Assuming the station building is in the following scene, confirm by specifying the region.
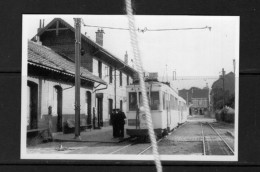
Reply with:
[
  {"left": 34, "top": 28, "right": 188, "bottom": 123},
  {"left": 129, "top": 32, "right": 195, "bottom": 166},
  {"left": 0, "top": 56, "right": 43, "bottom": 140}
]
[
  {"left": 179, "top": 87, "right": 210, "bottom": 115},
  {"left": 27, "top": 40, "right": 106, "bottom": 133},
  {"left": 28, "top": 18, "right": 136, "bottom": 133}
]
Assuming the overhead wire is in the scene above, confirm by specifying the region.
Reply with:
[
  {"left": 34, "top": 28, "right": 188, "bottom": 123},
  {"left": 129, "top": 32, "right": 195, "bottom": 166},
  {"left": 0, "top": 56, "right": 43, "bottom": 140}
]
[{"left": 81, "top": 18, "right": 211, "bottom": 33}]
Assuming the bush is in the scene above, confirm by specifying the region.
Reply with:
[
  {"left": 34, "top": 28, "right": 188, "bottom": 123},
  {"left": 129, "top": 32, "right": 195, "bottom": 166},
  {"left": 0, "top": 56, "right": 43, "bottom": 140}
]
[
  {"left": 215, "top": 107, "right": 234, "bottom": 123},
  {"left": 215, "top": 110, "right": 224, "bottom": 121},
  {"left": 223, "top": 107, "right": 235, "bottom": 123}
]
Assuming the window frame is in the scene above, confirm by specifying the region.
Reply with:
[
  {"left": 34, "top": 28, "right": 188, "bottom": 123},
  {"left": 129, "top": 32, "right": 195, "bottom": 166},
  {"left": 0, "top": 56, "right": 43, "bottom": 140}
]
[
  {"left": 120, "top": 71, "right": 122, "bottom": 86},
  {"left": 109, "top": 66, "right": 113, "bottom": 84},
  {"left": 98, "top": 61, "right": 102, "bottom": 78}
]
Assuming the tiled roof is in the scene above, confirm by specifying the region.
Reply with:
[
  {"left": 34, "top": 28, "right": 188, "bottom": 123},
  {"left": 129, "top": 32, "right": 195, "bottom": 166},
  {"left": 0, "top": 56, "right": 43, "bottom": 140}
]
[
  {"left": 211, "top": 72, "right": 235, "bottom": 95},
  {"left": 192, "top": 89, "right": 209, "bottom": 99},
  {"left": 28, "top": 41, "right": 106, "bottom": 85}
]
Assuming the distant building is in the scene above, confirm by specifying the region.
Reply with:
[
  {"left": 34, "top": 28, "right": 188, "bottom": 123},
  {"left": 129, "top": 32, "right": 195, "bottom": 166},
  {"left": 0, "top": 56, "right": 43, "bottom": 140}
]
[
  {"left": 32, "top": 18, "right": 136, "bottom": 129},
  {"left": 179, "top": 87, "right": 210, "bottom": 115},
  {"left": 210, "top": 72, "right": 235, "bottom": 110}
]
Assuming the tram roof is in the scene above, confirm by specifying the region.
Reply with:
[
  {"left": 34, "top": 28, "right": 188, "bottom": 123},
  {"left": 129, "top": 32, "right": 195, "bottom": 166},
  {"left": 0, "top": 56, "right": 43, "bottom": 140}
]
[{"left": 127, "top": 81, "right": 179, "bottom": 94}]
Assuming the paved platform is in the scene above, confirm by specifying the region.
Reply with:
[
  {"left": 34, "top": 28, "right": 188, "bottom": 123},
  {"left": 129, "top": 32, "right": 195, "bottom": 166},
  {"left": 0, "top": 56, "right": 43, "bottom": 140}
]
[
  {"left": 187, "top": 115, "right": 216, "bottom": 123},
  {"left": 53, "top": 126, "right": 128, "bottom": 143}
]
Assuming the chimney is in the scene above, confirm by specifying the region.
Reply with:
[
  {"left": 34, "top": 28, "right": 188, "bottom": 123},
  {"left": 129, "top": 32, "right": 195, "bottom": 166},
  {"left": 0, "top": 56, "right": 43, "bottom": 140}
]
[
  {"left": 124, "top": 51, "right": 128, "bottom": 64},
  {"left": 37, "top": 19, "right": 42, "bottom": 33},
  {"left": 95, "top": 28, "right": 105, "bottom": 46}
]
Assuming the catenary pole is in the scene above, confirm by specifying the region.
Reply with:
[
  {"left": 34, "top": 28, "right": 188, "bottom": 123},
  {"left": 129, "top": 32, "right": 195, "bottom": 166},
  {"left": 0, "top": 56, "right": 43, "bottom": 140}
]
[
  {"left": 222, "top": 68, "right": 225, "bottom": 107},
  {"left": 74, "top": 18, "right": 81, "bottom": 139},
  {"left": 114, "top": 67, "right": 117, "bottom": 110}
]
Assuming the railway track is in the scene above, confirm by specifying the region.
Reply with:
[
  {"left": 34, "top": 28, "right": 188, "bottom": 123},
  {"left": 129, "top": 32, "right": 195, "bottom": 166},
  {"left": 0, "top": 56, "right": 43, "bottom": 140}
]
[
  {"left": 201, "top": 122, "right": 234, "bottom": 155},
  {"left": 109, "top": 123, "right": 187, "bottom": 155}
]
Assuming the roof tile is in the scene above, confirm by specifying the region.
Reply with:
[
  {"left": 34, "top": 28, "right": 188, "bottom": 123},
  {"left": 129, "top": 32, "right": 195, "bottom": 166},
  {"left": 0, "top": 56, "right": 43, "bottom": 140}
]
[{"left": 28, "top": 41, "right": 106, "bottom": 85}]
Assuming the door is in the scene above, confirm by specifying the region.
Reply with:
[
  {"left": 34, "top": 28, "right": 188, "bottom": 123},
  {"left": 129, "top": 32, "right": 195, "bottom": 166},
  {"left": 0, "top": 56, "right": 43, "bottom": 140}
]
[
  {"left": 54, "top": 86, "right": 63, "bottom": 132},
  {"left": 86, "top": 91, "right": 92, "bottom": 125},
  {"left": 97, "top": 97, "right": 103, "bottom": 127},
  {"left": 27, "top": 81, "right": 38, "bottom": 129},
  {"left": 167, "top": 100, "right": 171, "bottom": 130},
  {"left": 108, "top": 99, "right": 113, "bottom": 125}
]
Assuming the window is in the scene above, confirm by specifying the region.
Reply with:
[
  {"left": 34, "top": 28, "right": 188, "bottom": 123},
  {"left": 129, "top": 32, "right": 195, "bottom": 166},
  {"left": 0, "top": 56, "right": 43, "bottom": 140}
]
[
  {"left": 120, "top": 71, "right": 122, "bottom": 86},
  {"left": 150, "top": 92, "right": 160, "bottom": 110},
  {"left": 127, "top": 75, "right": 129, "bottom": 85},
  {"left": 98, "top": 61, "right": 102, "bottom": 78},
  {"left": 109, "top": 66, "right": 113, "bottom": 84},
  {"left": 120, "top": 100, "right": 123, "bottom": 111},
  {"left": 138, "top": 92, "right": 149, "bottom": 107},
  {"left": 175, "top": 97, "right": 178, "bottom": 110},
  {"left": 163, "top": 92, "right": 166, "bottom": 110},
  {"left": 108, "top": 99, "right": 113, "bottom": 115},
  {"left": 129, "top": 92, "right": 137, "bottom": 111},
  {"left": 170, "top": 95, "right": 174, "bottom": 110}
]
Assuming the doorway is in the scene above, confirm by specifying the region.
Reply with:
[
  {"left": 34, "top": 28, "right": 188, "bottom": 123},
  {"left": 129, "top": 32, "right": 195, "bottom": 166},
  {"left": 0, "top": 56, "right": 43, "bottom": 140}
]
[
  {"left": 54, "top": 86, "right": 63, "bottom": 132},
  {"left": 86, "top": 91, "right": 92, "bottom": 125},
  {"left": 96, "top": 93, "right": 104, "bottom": 128},
  {"left": 27, "top": 81, "right": 38, "bottom": 129},
  {"left": 108, "top": 99, "right": 113, "bottom": 125}
]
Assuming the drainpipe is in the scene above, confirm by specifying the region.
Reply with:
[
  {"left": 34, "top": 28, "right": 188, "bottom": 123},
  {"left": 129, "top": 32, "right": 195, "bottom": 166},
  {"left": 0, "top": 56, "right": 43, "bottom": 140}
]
[{"left": 114, "top": 67, "right": 117, "bottom": 110}]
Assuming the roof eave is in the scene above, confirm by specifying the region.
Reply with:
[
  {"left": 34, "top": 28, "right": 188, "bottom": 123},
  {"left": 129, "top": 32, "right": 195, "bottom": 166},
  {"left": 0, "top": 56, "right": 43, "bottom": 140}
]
[{"left": 28, "top": 61, "right": 106, "bottom": 85}]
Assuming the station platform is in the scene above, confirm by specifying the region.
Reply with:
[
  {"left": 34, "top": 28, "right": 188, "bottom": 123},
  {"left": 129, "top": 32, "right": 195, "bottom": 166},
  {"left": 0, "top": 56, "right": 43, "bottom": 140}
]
[{"left": 53, "top": 126, "right": 128, "bottom": 143}]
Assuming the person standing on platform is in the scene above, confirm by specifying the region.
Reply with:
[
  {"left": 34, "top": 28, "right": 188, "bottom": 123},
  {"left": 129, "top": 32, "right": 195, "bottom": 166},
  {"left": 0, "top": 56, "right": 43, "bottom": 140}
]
[
  {"left": 47, "top": 106, "right": 53, "bottom": 140},
  {"left": 111, "top": 109, "right": 119, "bottom": 138},
  {"left": 117, "top": 109, "right": 126, "bottom": 138}
]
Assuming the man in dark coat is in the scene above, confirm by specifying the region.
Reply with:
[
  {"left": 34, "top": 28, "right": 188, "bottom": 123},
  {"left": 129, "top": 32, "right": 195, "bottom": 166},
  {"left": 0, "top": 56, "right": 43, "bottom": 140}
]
[
  {"left": 111, "top": 109, "right": 119, "bottom": 138},
  {"left": 117, "top": 109, "right": 126, "bottom": 138}
]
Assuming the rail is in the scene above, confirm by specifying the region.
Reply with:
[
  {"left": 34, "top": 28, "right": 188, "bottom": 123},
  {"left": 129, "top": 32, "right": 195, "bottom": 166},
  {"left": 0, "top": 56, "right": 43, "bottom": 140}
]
[
  {"left": 207, "top": 123, "right": 234, "bottom": 154},
  {"left": 200, "top": 123, "right": 206, "bottom": 155}
]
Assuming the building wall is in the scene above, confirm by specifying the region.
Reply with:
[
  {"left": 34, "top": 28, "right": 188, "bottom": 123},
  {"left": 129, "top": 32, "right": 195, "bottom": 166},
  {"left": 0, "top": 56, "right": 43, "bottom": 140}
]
[
  {"left": 40, "top": 29, "right": 94, "bottom": 72},
  {"left": 192, "top": 98, "right": 208, "bottom": 108},
  {"left": 39, "top": 22, "right": 135, "bottom": 128},
  {"left": 93, "top": 58, "right": 133, "bottom": 126},
  {"left": 28, "top": 76, "right": 94, "bottom": 132}
]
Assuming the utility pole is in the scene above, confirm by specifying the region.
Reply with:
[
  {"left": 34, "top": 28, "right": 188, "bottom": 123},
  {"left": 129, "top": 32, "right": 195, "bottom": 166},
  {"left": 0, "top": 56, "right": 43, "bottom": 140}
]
[
  {"left": 114, "top": 68, "right": 117, "bottom": 110},
  {"left": 186, "top": 92, "right": 189, "bottom": 105},
  {"left": 74, "top": 18, "right": 81, "bottom": 139},
  {"left": 173, "top": 70, "right": 176, "bottom": 80},
  {"left": 222, "top": 68, "right": 225, "bottom": 108},
  {"left": 166, "top": 65, "right": 168, "bottom": 82},
  {"left": 233, "top": 59, "right": 235, "bottom": 74}
]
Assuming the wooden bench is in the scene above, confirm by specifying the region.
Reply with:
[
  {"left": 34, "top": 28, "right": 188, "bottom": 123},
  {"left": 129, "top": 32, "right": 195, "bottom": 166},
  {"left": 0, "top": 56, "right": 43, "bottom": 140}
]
[
  {"left": 64, "top": 119, "right": 92, "bottom": 134},
  {"left": 27, "top": 128, "right": 48, "bottom": 133},
  {"left": 27, "top": 128, "right": 51, "bottom": 145}
]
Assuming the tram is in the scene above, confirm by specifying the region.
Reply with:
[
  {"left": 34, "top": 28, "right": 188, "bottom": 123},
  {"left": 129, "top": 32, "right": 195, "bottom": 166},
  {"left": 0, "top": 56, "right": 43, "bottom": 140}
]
[{"left": 126, "top": 81, "right": 189, "bottom": 138}]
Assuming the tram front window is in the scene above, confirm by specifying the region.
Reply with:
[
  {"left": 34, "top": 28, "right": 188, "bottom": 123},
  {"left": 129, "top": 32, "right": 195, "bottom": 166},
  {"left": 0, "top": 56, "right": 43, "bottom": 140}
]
[
  {"left": 150, "top": 91, "right": 159, "bottom": 110},
  {"left": 129, "top": 92, "right": 137, "bottom": 111},
  {"left": 138, "top": 91, "right": 159, "bottom": 110}
]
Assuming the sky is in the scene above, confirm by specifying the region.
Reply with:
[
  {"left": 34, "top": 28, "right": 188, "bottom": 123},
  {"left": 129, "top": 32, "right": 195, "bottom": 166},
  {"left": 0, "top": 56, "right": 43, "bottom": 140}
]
[{"left": 23, "top": 15, "right": 239, "bottom": 89}]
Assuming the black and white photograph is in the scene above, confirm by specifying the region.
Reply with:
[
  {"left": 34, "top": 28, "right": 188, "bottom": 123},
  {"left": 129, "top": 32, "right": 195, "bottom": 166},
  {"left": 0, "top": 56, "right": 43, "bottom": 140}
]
[{"left": 21, "top": 14, "right": 239, "bottom": 161}]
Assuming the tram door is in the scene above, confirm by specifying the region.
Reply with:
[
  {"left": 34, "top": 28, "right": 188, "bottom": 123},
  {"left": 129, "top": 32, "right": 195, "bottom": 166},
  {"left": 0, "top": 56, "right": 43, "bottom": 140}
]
[
  {"left": 167, "top": 105, "right": 171, "bottom": 131},
  {"left": 166, "top": 94, "right": 171, "bottom": 131},
  {"left": 178, "top": 101, "right": 181, "bottom": 123}
]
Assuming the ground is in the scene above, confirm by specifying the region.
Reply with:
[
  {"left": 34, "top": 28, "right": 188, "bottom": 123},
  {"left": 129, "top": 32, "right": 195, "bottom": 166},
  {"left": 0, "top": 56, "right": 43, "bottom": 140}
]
[{"left": 26, "top": 115, "right": 235, "bottom": 155}]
